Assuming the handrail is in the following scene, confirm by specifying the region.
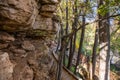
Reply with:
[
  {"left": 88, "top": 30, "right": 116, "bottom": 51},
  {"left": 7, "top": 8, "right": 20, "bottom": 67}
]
[{"left": 52, "top": 50, "right": 81, "bottom": 80}]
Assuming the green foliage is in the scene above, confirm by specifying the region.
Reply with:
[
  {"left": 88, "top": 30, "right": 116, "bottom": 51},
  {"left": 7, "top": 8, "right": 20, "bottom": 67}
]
[
  {"left": 97, "top": 0, "right": 120, "bottom": 16},
  {"left": 58, "top": 0, "right": 120, "bottom": 58},
  {"left": 64, "top": 56, "right": 69, "bottom": 67},
  {"left": 110, "top": 64, "right": 116, "bottom": 72},
  {"left": 98, "top": 4, "right": 109, "bottom": 16},
  {"left": 57, "top": 0, "right": 120, "bottom": 78},
  {"left": 110, "top": 64, "right": 120, "bottom": 72},
  {"left": 111, "top": 25, "right": 120, "bottom": 53},
  {"left": 70, "top": 66, "right": 75, "bottom": 73},
  {"left": 111, "top": 35, "right": 120, "bottom": 52}
]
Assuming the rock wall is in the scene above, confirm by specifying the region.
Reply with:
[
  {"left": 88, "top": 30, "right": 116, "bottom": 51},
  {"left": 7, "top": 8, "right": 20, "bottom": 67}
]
[
  {"left": 0, "top": 0, "right": 60, "bottom": 32},
  {"left": 0, "top": 0, "right": 60, "bottom": 80}
]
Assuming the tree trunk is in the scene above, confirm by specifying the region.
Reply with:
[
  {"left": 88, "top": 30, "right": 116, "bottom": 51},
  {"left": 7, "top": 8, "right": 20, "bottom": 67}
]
[
  {"left": 92, "top": 24, "right": 99, "bottom": 79},
  {"left": 65, "top": 0, "right": 69, "bottom": 35},
  {"left": 67, "top": 0, "right": 78, "bottom": 69},
  {"left": 75, "top": 15, "right": 85, "bottom": 74},
  {"left": 67, "top": 37, "right": 73, "bottom": 69},
  {"left": 57, "top": 36, "right": 67, "bottom": 80},
  {"left": 98, "top": 0, "right": 110, "bottom": 80}
]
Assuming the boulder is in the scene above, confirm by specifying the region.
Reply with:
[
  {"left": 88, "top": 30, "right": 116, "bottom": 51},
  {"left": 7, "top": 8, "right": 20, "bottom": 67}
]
[
  {"left": 32, "top": 15, "right": 53, "bottom": 31},
  {"left": 32, "top": 15, "right": 60, "bottom": 34},
  {"left": 40, "top": 4, "right": 57, "bottom": 17},
  {"left": 0, "top": 52, "right": 14, "bottom": 80}
]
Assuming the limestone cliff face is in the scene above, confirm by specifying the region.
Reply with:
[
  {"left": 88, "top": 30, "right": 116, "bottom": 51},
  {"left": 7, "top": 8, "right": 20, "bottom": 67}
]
[
  {"left": 0, "top": 0, "right": 60, "bottom": 80},
  {"left": 0, "top": 0, "right": 60, "bottom": 32}
]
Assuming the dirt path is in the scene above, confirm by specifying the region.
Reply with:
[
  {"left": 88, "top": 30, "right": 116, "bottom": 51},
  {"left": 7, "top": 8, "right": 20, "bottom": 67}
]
[
  {"left": 52, "top": 51, "right": 81, "bottom": 80},
  {"left": 61, "top": 67, "right": 79, "bottom": 80}
]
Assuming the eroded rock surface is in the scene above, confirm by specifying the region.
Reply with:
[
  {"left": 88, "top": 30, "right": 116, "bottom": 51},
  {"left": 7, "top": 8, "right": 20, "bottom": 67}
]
[
  {"left": 0, "top": 0, "right": 60, "bottom": 32},
  {"left": 0, "top": 0, "right": 38, "bottom": 31},
  {"left": 0, "top": 32, "right": 58, "bottom": 80},
  {"left": 0, "top": 0, "right": 60, "bottom": 80},
  {"left": 0, "top": 52, "right": 14, "bottom": 80}
]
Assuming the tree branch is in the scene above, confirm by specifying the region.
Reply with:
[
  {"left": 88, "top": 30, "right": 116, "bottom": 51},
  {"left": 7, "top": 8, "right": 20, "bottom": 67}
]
[{"left": 62, "top": 13, "right": 120, "bottom": 38}]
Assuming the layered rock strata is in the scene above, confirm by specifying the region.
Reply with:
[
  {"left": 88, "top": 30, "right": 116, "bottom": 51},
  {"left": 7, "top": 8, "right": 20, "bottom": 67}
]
[{"left": 0, "top": 0, "right": 60, "bottom": 80}]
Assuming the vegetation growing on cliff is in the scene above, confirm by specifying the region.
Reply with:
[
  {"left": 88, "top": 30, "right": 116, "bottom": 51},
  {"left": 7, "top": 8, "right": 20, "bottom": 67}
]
[{"left": 56, "top": 0, "right": 120, "bottom": 80}]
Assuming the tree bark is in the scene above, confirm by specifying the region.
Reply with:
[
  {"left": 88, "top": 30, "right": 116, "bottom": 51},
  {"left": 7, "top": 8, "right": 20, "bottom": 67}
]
[
  {"left": 65, "top": 0, "right": 69, "bottom": 35},
  {"left": 75, "top": 15, "right": 85, "bottom": 74},
  {"left": 67, "top": 0, "right": 78, "bottom": 69},
  {"left": 67, "top": 37, "right": 73, "bottom": 69},
  {"left": 98, "top": 0, "right": 110, "bottom": 80},
  {"left": 57, "top": 36, "right": 67, "bottom": 80},
  {"left": 92, "top": 24, "right": 99, "bottom": 79}
]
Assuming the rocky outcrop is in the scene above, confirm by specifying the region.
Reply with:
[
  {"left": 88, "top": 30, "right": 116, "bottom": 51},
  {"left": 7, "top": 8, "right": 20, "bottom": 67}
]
[
  {"left": 0, "top": 0, "right": 60, "bottom": 32},
  {"left": 0, "top": 0, "right": 60, "bottom": 80},
  {"left": 0, "top": 0, "right": 38, "bottom": 31},
  {"left": 0, "top": 32, "right": 58, "bottom": 80}
]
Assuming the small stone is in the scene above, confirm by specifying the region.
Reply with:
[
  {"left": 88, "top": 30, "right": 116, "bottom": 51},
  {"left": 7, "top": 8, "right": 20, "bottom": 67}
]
[
  {"left": 22, "top": 41, "right": 35, "bottom": 51},
  {"left": 12, "top": 49, "right": 26, "bottom": 54},
  {"left": 41, "top": 5, "right": 57, "bottom": 12},
  {"left": 27, "top": 59, "right": 38, "bottom": 66},
  {"left": 52, "top": 21, "right": 60, "bottom": 32},
  {"left": 111, "top": 55, "right": 119, "bottom": 64},
  {"left": 115, "top": 60, "right": 120, "bottom": 69},
  {"left": 40, "top": 12, "right": 54, "bottom": 18},
  {"left": 0, "top": 43, "right": 8, "bottom": 49},
  {"left": 41, "top": 0, "right": 59, "bottom": 4},
  {"left": 22, "top": 66, "right": 33, "bottom": 80},
  {"left": 0, "top": 32, "right": 15, "bottom": 42},
  {"left": 0, "top": 52, "right": 14, "bottom": 80}
]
